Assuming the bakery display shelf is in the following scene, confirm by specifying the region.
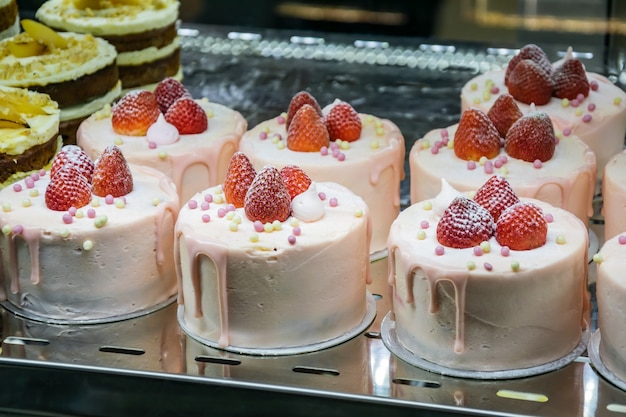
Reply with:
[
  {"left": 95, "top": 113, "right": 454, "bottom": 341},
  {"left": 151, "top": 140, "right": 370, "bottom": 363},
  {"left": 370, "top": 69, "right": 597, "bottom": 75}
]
[{"left": 0, "top": 24, "right": 623, "bottom": 417}]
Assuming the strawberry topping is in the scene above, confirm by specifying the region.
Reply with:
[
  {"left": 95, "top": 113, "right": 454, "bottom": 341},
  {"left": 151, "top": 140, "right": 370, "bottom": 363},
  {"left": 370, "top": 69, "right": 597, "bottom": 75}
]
[
  {"left": 506, "top": 59, "right": 553, "bottom": 105},
  {"left": 473, "top": 175, "right": 520, "bottom": 221},
  {"left": 436, "top": 195, "right": 494, "bottom": 249},
  {"left": 111, "top": 90, "right": 160, "bottom": 136},
  {"left": 91, "top": 145, "right": 133, "bottom": 197},
  {"left": 164, "top": 96, "right": 208, "bottom": 134},
  {"left": 505, "top": 111, "right": 556, "bottom": 162},
  {"left": 286, "top": 91, "right": 323, "bottom": 128},
  {"left": 504, "top": 44, "right": 553, "bottom": 87},
  {"left": 154, "top": 77, "right": 191, "bottom": 114},
  {"left": 287, "top": 104, "right": 330, "bottom": 152},
  {"left": 45, "top": 166, "right": 92, "bottom": 211},
  {"left": 50, "top": 145, "right": 95, "bottom": 183},
  {"left": 551, "top": 58, "right": 590, "bottom": 100},
  {"left": 324, "top": 101, "right": 362, "bottom": 142},
  {"left": 244, "top": 165, "right": 291, "bottom": 224},
  {"left": 280, "top": 165, "right": 312, "bottom": 199},
  {"left": 453, "top": 108, "right": 501, "bottom": 161},
  {"left": 223, "top": 152, "right": 256, "bottom": 208},
  {"left": 495, "top": 201, "right": 547, "bottom": 250},
  {"left": 487, "top": 94, "right": 523, "bottom": 138}
]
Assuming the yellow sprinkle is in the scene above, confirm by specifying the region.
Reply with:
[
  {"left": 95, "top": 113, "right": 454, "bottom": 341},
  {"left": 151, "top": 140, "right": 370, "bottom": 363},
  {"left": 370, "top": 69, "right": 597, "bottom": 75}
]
[
  {"left": 289, "top": 218, "right": 299, "bottom": 227},
  {"left": 365, "top": 115, "right": 375, "bottom": 123},
  {"left": 556, "top": 235, "right": 567, "bottom": 244},
  {"left": 206, "top": 109, "right": 214, "bottom": 118},
  {"left": 560, "top": 98, "right": 570, "bottom": 107},
  {"left": 354, "top": 208, "right": 364, "bottom": 218},
  {"left": 114, "top": 137, "right": 123, "bottom": 145},
  {"left": 466, "top": 190, "right": 476, "bottom": 199},
  {"left": 152, "top": 197, "right": 161, "bottom": 206},
  {"left": 276, "top": 141, "right": 285, "bottom": 150},
  {"left": 480, "top": 241, "right": 491, "bottom": 253},
  {"left": 82, "top": 240, "right": 94, "bottom": 250},
  {"left": 422, "top": 201, "right": 432, "bottom": 210},
  {"left": 158, "top": 151, "right": 167, "bottom": 160},
  {"left": 271, "top": 136, "right": 280, "bottom": 144},
  {"left": 555, "top": 131, "right": 563, "bottom": 140},
  {"left": 115, "top": 199, "right": 125, "bottom": 208},
  {"left": 2, "top": 225, "right": 11, "bottom": 235},
  {"left": 374, "top": 119, "right": 383, "bottom": 128},
  {"left": 593, "top": 253, "right": 603, "bottom": 263},
  {"left": 470, "top": 82, "right": 478, "bottom": 91},
  {"left": 233, "top": 214, "right": 242, "bottom": 224},
  {"left": 94, "top": 215, "right": 108, "bottom": 228},
  {"left": 499, "top": 166, "right": 509, "bottom": 176},
  {"left": 229, "top": 222, "right": 238, "bottom": 231},
  {"left": 280, "top": 111, "right": 288, "bottom": 119},
  {"left": 75, "top": 210, "right": 84, "bottom": 218},
  {"left": 473, "top": 97, "right": 481, "bottom": 104},
  {"left": 226, "top": 211, "right": 235, "bottom": 220},
  {"left": 272, "top": 220, "right": 282, "bottom": 231},
  {"left": 614, "top": 97, "right": 623, "bottom": 105},
  {"left": 370, "top": 140, "right": 380, "bottom": 150},
  {"left": 215, "top": 187, "right": 224, "bottom": 194},
  {"left": 482, "top": 90, "right": 491, "bottom": 102},
  {"left": 262, "top": 125, "right": 271, "bottom": 133},
  {"left": 22, "top": 199, "right": 31, "bottom": 207},
  {"left": 214, "top": 195, "right": 224, "bottom": 204},
  {"left": 467, "top": 261, "right": 476, "bottom": 270},
  {"left": 484, "top": 79, "right": 494, "bottom": 88},
  {"left": 29, "top": 189, "right": 39, "bottom": 197},
  {"left": 421, "top": 141, "right": 431, "bottom": 150},
  {"left": 249, "top": 233, "right": 259, "bottom": 242},
  {"left": 511, "top": 260, "right": 520, "bottom": 271},
  {"left": 2, "top": 202, "right": 11, "bottom": 212},
  {"left": 59, "top": 229, "right": 70, "bottom": 238},
  {"left": 416, "top": 230, "right": 426, "bottom": 240},
  {"left": 263, "top": 223, "right": 273, "bottom": 233},
  {"left": 575, "top": 108, "right": 583, "bottom": 117},
  {"left": 375, "top": 127, "right": 385, "bottom": 136},
  {"left": 91, "top": 198, "right": 100, "bottom": 207},
  {"left": 446, "top": 140, "right": 454, "bottom": 149},
  {"left": 340, "top": 140, "right": 350, "bottom": 150},
  {"left": 479, "top": 156, "right": 487, "bottom": 166}
]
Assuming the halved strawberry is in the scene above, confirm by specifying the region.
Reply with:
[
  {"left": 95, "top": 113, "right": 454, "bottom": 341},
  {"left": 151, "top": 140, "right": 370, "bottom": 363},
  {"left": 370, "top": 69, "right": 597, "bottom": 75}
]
[
  {"left": 487, "top": 94, "right": 523, "bottom": 138},
  {"left": 286, "top": 91, "right": 323, "bottom": 128},
  {"left": 164, "top": 97, "right": 208, "bottom": 134},
  {"left": 244, "top": 165, "right": 291, "bottom": 223},
  {"left": 111, "top": 90, "right": 160, "bottom": 136},
  {"left": 287, "top": 104, "right": 330, "bottom": 152},
  {"left": 551, "top": 58, "right": 590, "bottom": 100},
  {"left": 473, "top": 175, "right": 520, "bottom": 221},
  {"left": 436, "top": 195, "right": 494, "bottom": 249},
  {"left": 495, "top": 201, "right": 547, "bottom": 250},
  {"left": 507, "top": 59, "right": 553, "bottom": 105},
  {"left": 45, "top": 166, "right": 92, "bottom": 211},
  {"left": 324, "top": 101, "right": 362, "bottom": 142},
  {"left": 280, "top": 165, "right": 312, "bottom": 199},
  {"left": 50, "top": 145, "right": 95, "bottom": 183},
  {"left": 505, "top": 44, "right": 553, "bottom": 86},
  {"left": 223, "top": 152, "right": 256, "bottom": 208},
  {"left": 453, "top": 108, "right": 501, "bottom": 161},
  {"left": 92, "top": 145, "right": 133, "bottom": 197},
  {"left": 505, "top": 111, "right": 556, "bottom": 162},
  {"left": 154, "top": 77, "right": 191, "bottom": 114}
]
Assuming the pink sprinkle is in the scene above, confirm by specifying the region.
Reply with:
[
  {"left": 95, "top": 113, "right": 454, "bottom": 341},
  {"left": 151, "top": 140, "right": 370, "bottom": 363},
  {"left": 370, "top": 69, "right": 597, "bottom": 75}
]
[
  {"left": 288, "top": 235, "right": 296, "bottom": 245},
  {"left": 202, "top": 214, "right": 211, "bottom": 223},
  {"left": 30, "top": 173, "right": 40, "bottom": 181},
  {"left": 500, "top": 246, "right": 510, "bottom": 257},
  {"left": 273, "top": 133, "right": 283, "bottom": 141},
  {"left": 533, "top": 159, "right": 542, "bottom": 169},
  {"left": 571, "top": 99, "right": 580, "bottom": 108},
  {"left": 87, "top": 208, "right": 96, "bottom": 218},
  {"left": 39, "top": 169, "right": 46, "bottom": 177},
  {"left": 420, "top": 220, "right": 429, "bottom": 229},
  {"left": 491, "top": 86, "right": 500, "bottom": 94},
  {"left": 555, "top": 135, "right": 560, "bottom": 145},
  {"left": 217, "top": 208, "right": 226, "bottom": 218},
  {"left": 563, "top": 127, "right": 572, "bottom": 136},
  {"left": 430, "top": 146, "right": 439, "bottom": 155},
  {"left": 588, "top": 103, "right": 596, "bottom": 112},
  {"left": 62, "top": 214, "right": 73, "bottom": 224},
  {"left": 204, "top": 194, "right": 213, "bottom": 203},
  {"left": 434, "top": 140, "right": 442, "bottom": 148},
  {"left": 499, "top": 155, "right": 508, "bottom": 164},
  {"left": 12, "top": 184, "right": 22, "bottom": 192},
  {"left": 577, "top": 93, "right": 585, "bottom": 102},
  {"left": 467, "top": 161, "right": 476, "bottom": 170},
  {"left": 441, "top": 129, "right": 449, "bottom": 138},
  {"left": 441, "top": 137, "right": 449, "bottom": 146},
  {"left": 105, "top": 195, "right": 114, "bottom": 204},
  {"left": 332, "top": 148, "right": 340, "bottom": 158},
  {"left": 318, "top": 192, "right": 327, "bottom": 201},
  {"left": 201, "top": 202, "right": 210, "bottom": 210},
  {"left": 25, "top": 178, "right": 35, "bottom": 189},
  {"left": 148, "top": 141, "right": 157, "bottom": 149},
  {"left": 254, "top": 221, "right": 264, "bottom": 232},
  {"left": 494, "top": 159, "right": 503, "bottom": 169},
  {"left": 582, "top": 114, "right": 592, "bottom": 123},
  {"left": 473, "top": 246, "right": 483, "bottom": 256},
  {"left": 188, "top": 200, "right": 198, "bottom": 209},
  {"left": 292, "top": 226, "right": 301, "bottom": 236},
  {"left": 544, "top": 213, "right": 554, "bottom": 223},
  {"left": 227, "top": 204, "right": 236, "bottom": 212},
  {"left": 277, "top": 115, "right": 286, "bottom": 124},
  {"left": 484, "top": 161, "right": 494, "bottom": 174},
  {"left": 330, "top": 142, "right": 339, "bottom": 151},
  {"left": 484, "top": 262, "right": 493, "bottom": 271},
  {"left": 337, "top": 152, "right": 346, "bottom": 161},
  {"left": 435, "top": 246, "right": 445, "bottom": 256},
  {"left": 259, "top": 131, "right": 268, "bottom": 140},
  {"left": 12, "top": 225, "right": 24, "bottom": 234},
  {"left": 619, "top": 235, "right": 626, "bottom": 245},
  {"left": 320, "top": 146, "right": 329, "bottom": 156},
  {"left": 329, "top": 197, "right": 338, "bottom": 207},
  {"left": 68, "top": 207, "right": 77, "bottom": 216}
]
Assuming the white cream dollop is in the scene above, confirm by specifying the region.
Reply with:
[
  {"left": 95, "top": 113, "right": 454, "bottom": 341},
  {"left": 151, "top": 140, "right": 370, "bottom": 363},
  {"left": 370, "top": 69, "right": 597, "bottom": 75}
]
[
  {"left": 433, "top": 178, "right": 462, "bottom": 216},
  {"left": 291, "top": 182, "right": 325, "bottom": 222},
  {"left": 146, "top": 113, "right": 179, "bottom": 145}
]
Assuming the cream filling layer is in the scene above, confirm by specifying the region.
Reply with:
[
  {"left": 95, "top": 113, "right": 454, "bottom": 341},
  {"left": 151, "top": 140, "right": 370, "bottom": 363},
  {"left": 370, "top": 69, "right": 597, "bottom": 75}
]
[
  {"left": 117, "top": 37, "right": 180, "bottom": 67},
  {"left": 60, "top": 81, "right": 121, "bottom": 122}
]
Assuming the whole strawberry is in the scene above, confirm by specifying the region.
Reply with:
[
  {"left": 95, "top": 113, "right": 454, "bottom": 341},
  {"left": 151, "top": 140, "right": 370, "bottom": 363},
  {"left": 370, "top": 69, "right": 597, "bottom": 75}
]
[
  {"left": 164, "top": 97, "right": 208, "bottom": 134},
  {"left": 453, "top": 108, "right": 501, "bottom": 161},
  {"left": 287, "top": 104, "right": 330, "bottom": 152},
  {"left": 92, "top": 145, "right": 134, "bottom": 197},
  {"left": 45, "top": 166, "right": 92, "bottom": 211},
  {"left": 223, "top": 152, "right": 256, "bottom": 208},
  {"left": 436, "top": 195, "right": 494, "bottom": 249},
  {"left": 474, "top": 175, "right": 520, "bottom": 221},
  {"left": 495, "top": 201, "right": 547, "bottom": 250},
  {"left": 244, "top": 165, "right": 291, "bottom": 224},
  {"left": 50, "top": 145, "right": 95, "bottom": 183},
  {"left": 154, "top": 77, "right": 191, "bottom": 114},
  {"left": 286, "top": 91, "right": 323, "bottom": 128},
  {"left": 505, "top": 111, "right": 556, "bottom": 162},
  {"left": 280, "top": 165, "right": 312, "bottom": 199},
  {"left": 487, "top": 94, "right": 523, "bottom": 138},
  {"left": 504, "top": 44, "right": 553, "bottom": 86},
  {"left": 551, "top": 58, "right": 590, "bottom": 100},
  {"left": 324, "top": 101, "right": 362, "bottom": 142},
  {"left": 507, "top": 59, "right": 553, "bottom": 105},
  {"left": 112, "top": 90, "right": 160, "bottom": 136}
]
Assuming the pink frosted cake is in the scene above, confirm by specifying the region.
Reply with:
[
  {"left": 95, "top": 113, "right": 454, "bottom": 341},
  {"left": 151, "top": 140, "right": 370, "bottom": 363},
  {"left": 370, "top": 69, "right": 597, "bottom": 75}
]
[
  {"left": 602, "top": 150, "right": 626, "bottom": 241},
  {"left": 77, "top": 79, "right": 247, "bottom": 203},
  {"left": 461, "top": 44, "right": 626, "bottom": 181},
  {"left": 410, "top": 105, "right": 596, "bottom": 225},
  {"left": 386, "top": 177, "right": 589, "bottom": 376},
  {"left": 0, "top": 145, "right": 180, "bottom": 323},
  {"left": 175, "top": 154, "right": 374, "bottom": 354},
  {"left": 238, "top": 91, "right": 405, "bottom": 255}
]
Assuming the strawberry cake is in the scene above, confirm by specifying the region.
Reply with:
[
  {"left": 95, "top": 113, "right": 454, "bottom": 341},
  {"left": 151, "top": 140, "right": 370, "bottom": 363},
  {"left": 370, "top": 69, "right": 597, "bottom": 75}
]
[
  {"left": 0, "top": 145, "right": 180, "bottom": 323},
  {"left": 0, "top": 85, "right": 61, "bottom": 187},
  {"left": 461, "top": 44, "right": 626, "bottom": 182},
  {"left": 36, "top": 0, "right": 181, "bottom": 91},
  {"left": 0, "top": 20, "right": 121, "bottom": 145},
  {"left": 602, "top": 150, "right": 626, "bottom": 241},
  {"left": 238, "top": 91, "right": 405, "bottom": 255},
  {"left": 77, "top": 79, "right": 247, "bottom": 203},
  {"left": 384, "top": 177, "right": 589, "bottom": 377},
  {"left": 175, "top": 153, "right": 375, "bottom": 354},
  {"left": 410, "top": 104, "right": 596, "bottom": 225},
  {"left": 0, "top": 0, "right": 18, "bottom": 40},
  {"left": 590, "top": 233, "right": 626, "bottom": 390}
]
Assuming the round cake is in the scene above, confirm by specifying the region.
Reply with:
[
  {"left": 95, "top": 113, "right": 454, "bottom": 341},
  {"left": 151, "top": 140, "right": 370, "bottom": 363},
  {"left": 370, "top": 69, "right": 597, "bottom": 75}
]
[
  {"left": 386, "top": 177, "right": 589, "bottom": 376},
  {"left": 36, "top": 0, "right": 181, "bottom": 91},
  {"left": 176, "top": 156, "right": 373, "bottom": 354},
  {"left": 0, "top": 85, "right": 61, "bottom": 187},
  {"left": 0, "top": 0, "right": 18, "bottom": 40},
  {"left": 410, "top": 106, "right": 596, "bottom": 225},
  {"left": 0, "top": 21, "right": 121, "bottom": 144},
  {"left": 602, "top": 150, "right": 626, "bottom": 241},
  {"left": 77, "top": 81, "right": 247, "bottom": 204},
  {"left": 0, "top": 146, "right": 180, "bottom": 324},
  {"left": 238, "top": 92, "right": 405, "bottom": 255},
  {"left": 460, "top": 44, "right": 626, "bottom": 182}
]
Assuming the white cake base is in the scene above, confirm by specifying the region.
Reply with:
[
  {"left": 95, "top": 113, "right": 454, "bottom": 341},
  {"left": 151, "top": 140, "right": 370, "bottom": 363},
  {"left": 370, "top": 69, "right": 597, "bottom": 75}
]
[{"left": 588, "top": 330, "right": 626, "bottom": 392}]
